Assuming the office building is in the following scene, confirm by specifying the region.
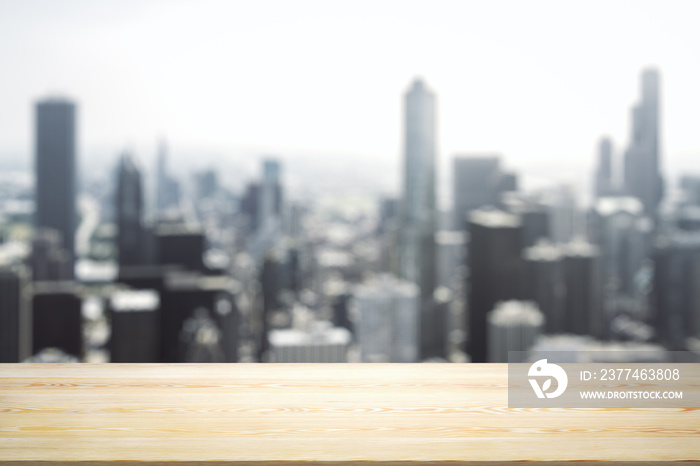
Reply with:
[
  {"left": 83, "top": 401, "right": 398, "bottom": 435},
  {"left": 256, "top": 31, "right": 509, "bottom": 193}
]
[
  {"left": 32, "top": 281, "right": 82, "bottom": 359},
  {"left": 258, "top": 159, "right": 283, "bottom": 233},
  {"left": 563, "top": 238, "right": 602, "bottom": 337},
  {"left": 623, "top": 68, "right": 663, "bottom": 219},
  {"left": 352, "top": 274, "right": 419, "bottom": 362},
  {"left": 108, "top": 289, "right": 159, "bottom": 362},
  {"left": 269, "top": 321, "right": 351, "bottom": 363},
  {"left": 0, "top": 267, "right": 30, "bottom": 362},
  {"left": 116, "top": 153, "right": 146, "bottom": 268},
  {"left": 591, "top": 197, "right": 651, "bottom": 319},
  {"left": 398, "top": 78, "right": 438, "bottom": 360},
  {"left": 159, "top": 271, "right": 238, "bottom": 362},
  {"left": 156, "top": 224, "right": 206, "bottom": 272},
  {"left": 547, "top": 184, "right": 583, "bottom": 244},
  {"left": 488, "top": 300, "right": 544, "bottom": 363},
  {"left": 467, "top": 209, "right": 524, "bottom": 362},
  {"left": 594, "top": 137, "right": 615, "bottom": 198},
  {"left": 436, "top": 230, "right": 466, "bottom": 290},
  {"left": 523, "top": 240, "right": 566, "bottom": 334},
  {"left": 653, "top": 231, "right": 700, "bottom": 349},
  {"left": 35, "top": 98, "right": 77, "bottom": 278}
]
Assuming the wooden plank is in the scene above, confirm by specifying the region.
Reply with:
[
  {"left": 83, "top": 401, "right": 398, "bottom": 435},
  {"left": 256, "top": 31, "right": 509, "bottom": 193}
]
[{"left": 0, "top": 364, "right": 698, "bottom": 464}]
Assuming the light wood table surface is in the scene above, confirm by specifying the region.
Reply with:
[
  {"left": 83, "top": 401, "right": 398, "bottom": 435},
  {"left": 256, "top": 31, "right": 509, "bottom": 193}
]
[{"left": 0, "top": 363, "right": 698, "bottom": 464}]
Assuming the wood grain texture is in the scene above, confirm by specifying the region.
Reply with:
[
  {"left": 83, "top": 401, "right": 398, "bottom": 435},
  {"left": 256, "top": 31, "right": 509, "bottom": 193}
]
[{"left": 0, "top": 364, "right": 698, "bottom": 464}]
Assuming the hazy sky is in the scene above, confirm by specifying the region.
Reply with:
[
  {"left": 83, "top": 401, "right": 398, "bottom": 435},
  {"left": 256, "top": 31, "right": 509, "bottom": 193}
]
[{"left": 1, "top": 0, "right": 699, "bottom": 198}]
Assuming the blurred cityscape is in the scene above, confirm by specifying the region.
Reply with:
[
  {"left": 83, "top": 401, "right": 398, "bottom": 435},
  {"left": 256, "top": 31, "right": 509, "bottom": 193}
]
[{"left": 2, "top": 64, "right": 699, "bottom": 365}]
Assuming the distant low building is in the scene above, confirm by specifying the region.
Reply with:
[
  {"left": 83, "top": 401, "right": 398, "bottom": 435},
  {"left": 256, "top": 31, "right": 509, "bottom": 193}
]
[
  {"left": 488, "top": 300, "right": 544, "bottom": 363},
  {"left": 269, "top": 321, "right": 351, "bottom": 363}
]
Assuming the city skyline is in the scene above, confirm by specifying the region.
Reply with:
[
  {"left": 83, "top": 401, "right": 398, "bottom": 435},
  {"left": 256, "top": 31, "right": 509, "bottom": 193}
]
[
  {"left": 1, "top": 0, "right": 700, "bottom": 203},
  {"left": 1, "top": 1, "right": 699, "bottom": 367}
]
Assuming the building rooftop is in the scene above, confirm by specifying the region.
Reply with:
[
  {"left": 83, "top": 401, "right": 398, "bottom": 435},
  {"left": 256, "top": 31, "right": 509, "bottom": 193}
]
[
  {"left": 269, "top": 322, "right": 351, "bottom": 347},
  {"left": 595, "top": 196, "right": 644, "bottom": 217},
  {"left": 488, "top": 300, "right": 543, "bottom": 327},
  {"left": 469, "top": 208, "right": 521, "bottom": 229},
  {"left": 523, "top": 239, "right": 563, "bottom": 262},
  {"left": 111, "top": 289, "right": 159, "bottom": 312}
]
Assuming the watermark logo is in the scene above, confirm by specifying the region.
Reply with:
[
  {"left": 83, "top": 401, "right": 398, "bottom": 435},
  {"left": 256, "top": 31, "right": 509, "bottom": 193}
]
[{"left": 528, "top": 359, "right": 568, "bottom": 399}]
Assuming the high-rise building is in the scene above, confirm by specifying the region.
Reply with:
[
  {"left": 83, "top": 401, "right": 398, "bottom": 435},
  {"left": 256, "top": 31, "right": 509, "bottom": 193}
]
[
  {"left": 562, "top": 238, "right": 602, "bottom": 338},
  {"left": 32, "top": 281, "right": 82, "bottom": 359},
  {"left": 488, "top": 300, "right": 544, "bottom": 363},
  {"left": 0, "top": 267, "right": 30, "bottom": 362},
  {"left": 352, "top": 274, "right": 420, "bottom": 363},
  {"left": 398, "top": 78, "right": 438, "bottom": 360},
  {"left": 35, "top": 98, "right": 77, "bottom": 278},
  {"left": 547, "top": 184, "right": 584, "bottom": 244},
  {"left": 116, "top": 153, "right": 146, "bottom": 268},
  {"left": 591, "top": 197, "right": 651, "bottom": 315},
  {"left": 155, "top": 224, "right": 207, "bottom": 272},
  {"left": 623, "top": 68, "right": 663, "bottom": 219},
  {"left": 452, "top": 155, "right": 516, "bottom": 230},
  {"left": 467, "top": 209, "right": 524, "bottom": 362},
  {"left": 108, "top": 289, "right": 159, "bottom": 362},
  {"left": 523, "top": 240, "right": 566, "bottom": 334},
  {"left": 594, "top": 137, "right": 615, "bottom": 198},
  {"left": 653, "top": 231, "right": 700, "bottom": 350},
  {"left": 436, "top": 230, "right": 466, "bottom": 291},
  {"left": 259, "top": 159, "right": 282, "bottom": 232},
  {"left": 159, "top": 271, "right": 238, "bottom": 363}
]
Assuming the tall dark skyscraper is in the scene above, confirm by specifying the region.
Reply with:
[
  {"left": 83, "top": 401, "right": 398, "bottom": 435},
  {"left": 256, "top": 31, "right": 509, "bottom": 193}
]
[
  {"left": 116, "top": 153, "right": 145, "bottom": 268},
  {"left": 398, "top": 78, "right": 438, "bottom": 360},
  {"left": 467, "top": 209, "right": 524, "bottom": 363},
  {"left": 35, "top": 98, "right": 77, "bottom": 278},
  {"left": 562, "top": 238, "right": 602, "bottom": 338},
  {"left": 523, "top": 240, "right": 566, "bottom": 334},
  {"left": 624, "top": 68, "right": 663, "bottom": 219},
  {"left": 0, "top": 267, "right": 29, "bottom": 362},
  {"left": 594, "top": 137, "right": 615, "bottom": 198}
]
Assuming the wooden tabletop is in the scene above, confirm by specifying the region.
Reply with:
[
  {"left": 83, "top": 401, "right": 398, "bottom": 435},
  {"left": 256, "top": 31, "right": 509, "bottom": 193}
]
[{"left": 0, "top": 364, "right": 698, "bottom": 464}]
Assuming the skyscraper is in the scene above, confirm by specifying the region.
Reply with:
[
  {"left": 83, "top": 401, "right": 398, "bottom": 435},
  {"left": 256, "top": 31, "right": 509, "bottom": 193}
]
[
  {"left": 258, "top": 158, "right": 283, "bottom": 233},
  {"left": 623, "top": 68, "right": 663, "bottom": 219},
  {"left": 116, "top": 153, "right": 145, "bottom": 268},
  {"left": 0, "top": 267, "right": 30, "bottom": 362},
  {"left": 35, "top": 98, "right": 77, "bottom": 278},
  {"left": 523, "top": 240, "right": 566, "bottom": 334},
  {"left": 399, "top": 78, "right": 438, "bottom": 360},
  {"left": 467, "top": 209, "right": 524, "bottom": 363},
  {"left": 594, "top": 137, "right": 615, "bottom": 198},
  {"left": 563, "top": 238, "right": 602, "bottom": 338},
  {"left": 352, "top": 274, "right": 419, "bottom": 363}
]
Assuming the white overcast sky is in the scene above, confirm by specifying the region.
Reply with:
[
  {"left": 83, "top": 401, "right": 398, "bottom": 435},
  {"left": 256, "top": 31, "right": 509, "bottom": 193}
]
[{"left": 1, "top": 0, "right": 699, "bottom": 197}]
